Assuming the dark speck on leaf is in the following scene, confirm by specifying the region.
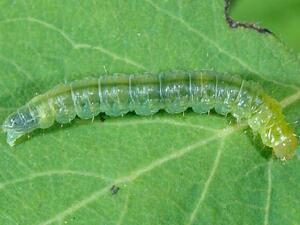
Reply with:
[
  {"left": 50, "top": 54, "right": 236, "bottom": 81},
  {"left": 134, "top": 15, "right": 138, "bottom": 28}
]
[{"left": 110, "top": 185, "right": 120, "bottom": 195}]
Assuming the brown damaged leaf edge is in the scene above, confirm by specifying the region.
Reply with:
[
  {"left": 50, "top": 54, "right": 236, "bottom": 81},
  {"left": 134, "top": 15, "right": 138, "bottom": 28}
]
[{"left": 225, "top": 0, "right": 272, "bottom": 34}]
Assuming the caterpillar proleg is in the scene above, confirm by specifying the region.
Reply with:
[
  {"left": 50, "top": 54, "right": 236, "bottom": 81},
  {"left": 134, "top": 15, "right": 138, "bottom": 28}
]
[{"left": 2, "top": 71, "right": 297, "bottom": 160}]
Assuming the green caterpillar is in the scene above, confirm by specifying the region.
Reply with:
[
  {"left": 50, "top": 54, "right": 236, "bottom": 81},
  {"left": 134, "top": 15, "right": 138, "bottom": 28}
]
[{"left": 2, "top": 71, "right": 297, "bottom": 160}]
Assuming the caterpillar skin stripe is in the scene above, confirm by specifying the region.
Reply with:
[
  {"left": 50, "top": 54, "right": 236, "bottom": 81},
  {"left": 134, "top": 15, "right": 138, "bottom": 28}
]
[{"left": 2, "top": 71, "right": 297, "bottom": 160}]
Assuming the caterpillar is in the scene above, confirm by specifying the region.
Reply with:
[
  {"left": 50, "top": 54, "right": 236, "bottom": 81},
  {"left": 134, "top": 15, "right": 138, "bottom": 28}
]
[{"left": 2, "top": 71, "right": 297, "bottom": 160}]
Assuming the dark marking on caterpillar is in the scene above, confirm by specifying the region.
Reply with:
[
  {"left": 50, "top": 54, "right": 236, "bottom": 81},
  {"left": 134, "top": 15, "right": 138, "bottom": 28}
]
[
  {"left": 2, "top": 71, "right": 297, "bottom": 160},
  {"left": 224, "top": 0, "right": 272, "bottom": 34},
  {"left": 110, "top": 185, "right": 120, "bottom": 195}
]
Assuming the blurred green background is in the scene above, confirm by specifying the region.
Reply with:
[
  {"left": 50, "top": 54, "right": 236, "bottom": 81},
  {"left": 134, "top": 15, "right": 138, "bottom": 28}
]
[{"left": 231, "top": 0, "right": 300, "bottom": 53}]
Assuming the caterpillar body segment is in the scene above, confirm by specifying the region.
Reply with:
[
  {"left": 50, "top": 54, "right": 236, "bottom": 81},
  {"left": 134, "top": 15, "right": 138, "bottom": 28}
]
[{"left": 2, "top": 71, "right": 297, "bottom": 160}]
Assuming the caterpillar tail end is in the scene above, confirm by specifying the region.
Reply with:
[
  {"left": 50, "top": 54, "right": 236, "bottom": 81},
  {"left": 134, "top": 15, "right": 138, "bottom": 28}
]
[
  {"left": 2, "top": 107, "right": 40, "bottom": 147},
  {"left": 2, "top": 122, "right": 22, "bottom": 147}
]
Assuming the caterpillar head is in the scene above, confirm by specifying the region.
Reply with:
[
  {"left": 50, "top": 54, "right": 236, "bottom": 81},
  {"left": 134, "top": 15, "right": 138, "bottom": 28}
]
[
  {"left": 273, "top": 133, "right": 297, "bottom": 161},
  {"left": 2, "top": 107, "right": 38, "bottom": 146}
]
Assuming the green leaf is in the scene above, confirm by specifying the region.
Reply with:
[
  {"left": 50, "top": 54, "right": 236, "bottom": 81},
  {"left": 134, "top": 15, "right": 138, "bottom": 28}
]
[
  {"left": 0, "top": 1, "right": 299, "bottom": 225},
  {"left": 231, "top": 0, "right": 300, "bottom": 53}
]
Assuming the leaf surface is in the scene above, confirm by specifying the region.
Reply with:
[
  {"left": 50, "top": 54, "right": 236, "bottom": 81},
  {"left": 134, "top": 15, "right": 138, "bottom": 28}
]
[
  {"left": 231, "top": 0, "right": 300, "bottom": 52},
  {"left": 0, "top": 1, "right": 299, "bottom": 225}
]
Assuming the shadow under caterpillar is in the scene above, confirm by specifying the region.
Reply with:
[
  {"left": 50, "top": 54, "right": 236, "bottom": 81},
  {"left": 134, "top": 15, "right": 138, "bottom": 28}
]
[{"left": 2, "top": 71, "right": 297, "bottom": 160}]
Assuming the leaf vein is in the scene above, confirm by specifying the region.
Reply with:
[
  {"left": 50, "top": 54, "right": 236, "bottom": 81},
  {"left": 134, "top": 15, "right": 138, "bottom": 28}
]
[
  {"left": 0, "top": 17, "right": 146, "bottom": 70},
  {"left": 38, "top": 126, "right": 241, "bottom": 225},
  {"left": 185, "top": 139, "right": 225, "bottom": 225},
  {"left": 263, "top": 160, "right": 273, "bottom": 225},
  {"left": 143, "top": 0, "right": 299, "bottom": 90},
  {"left": 0, "top": 170, "right": 112, "bottom": 191},
  {"left": 115, "top": 193, "right": 130, "bottom": 225}
]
